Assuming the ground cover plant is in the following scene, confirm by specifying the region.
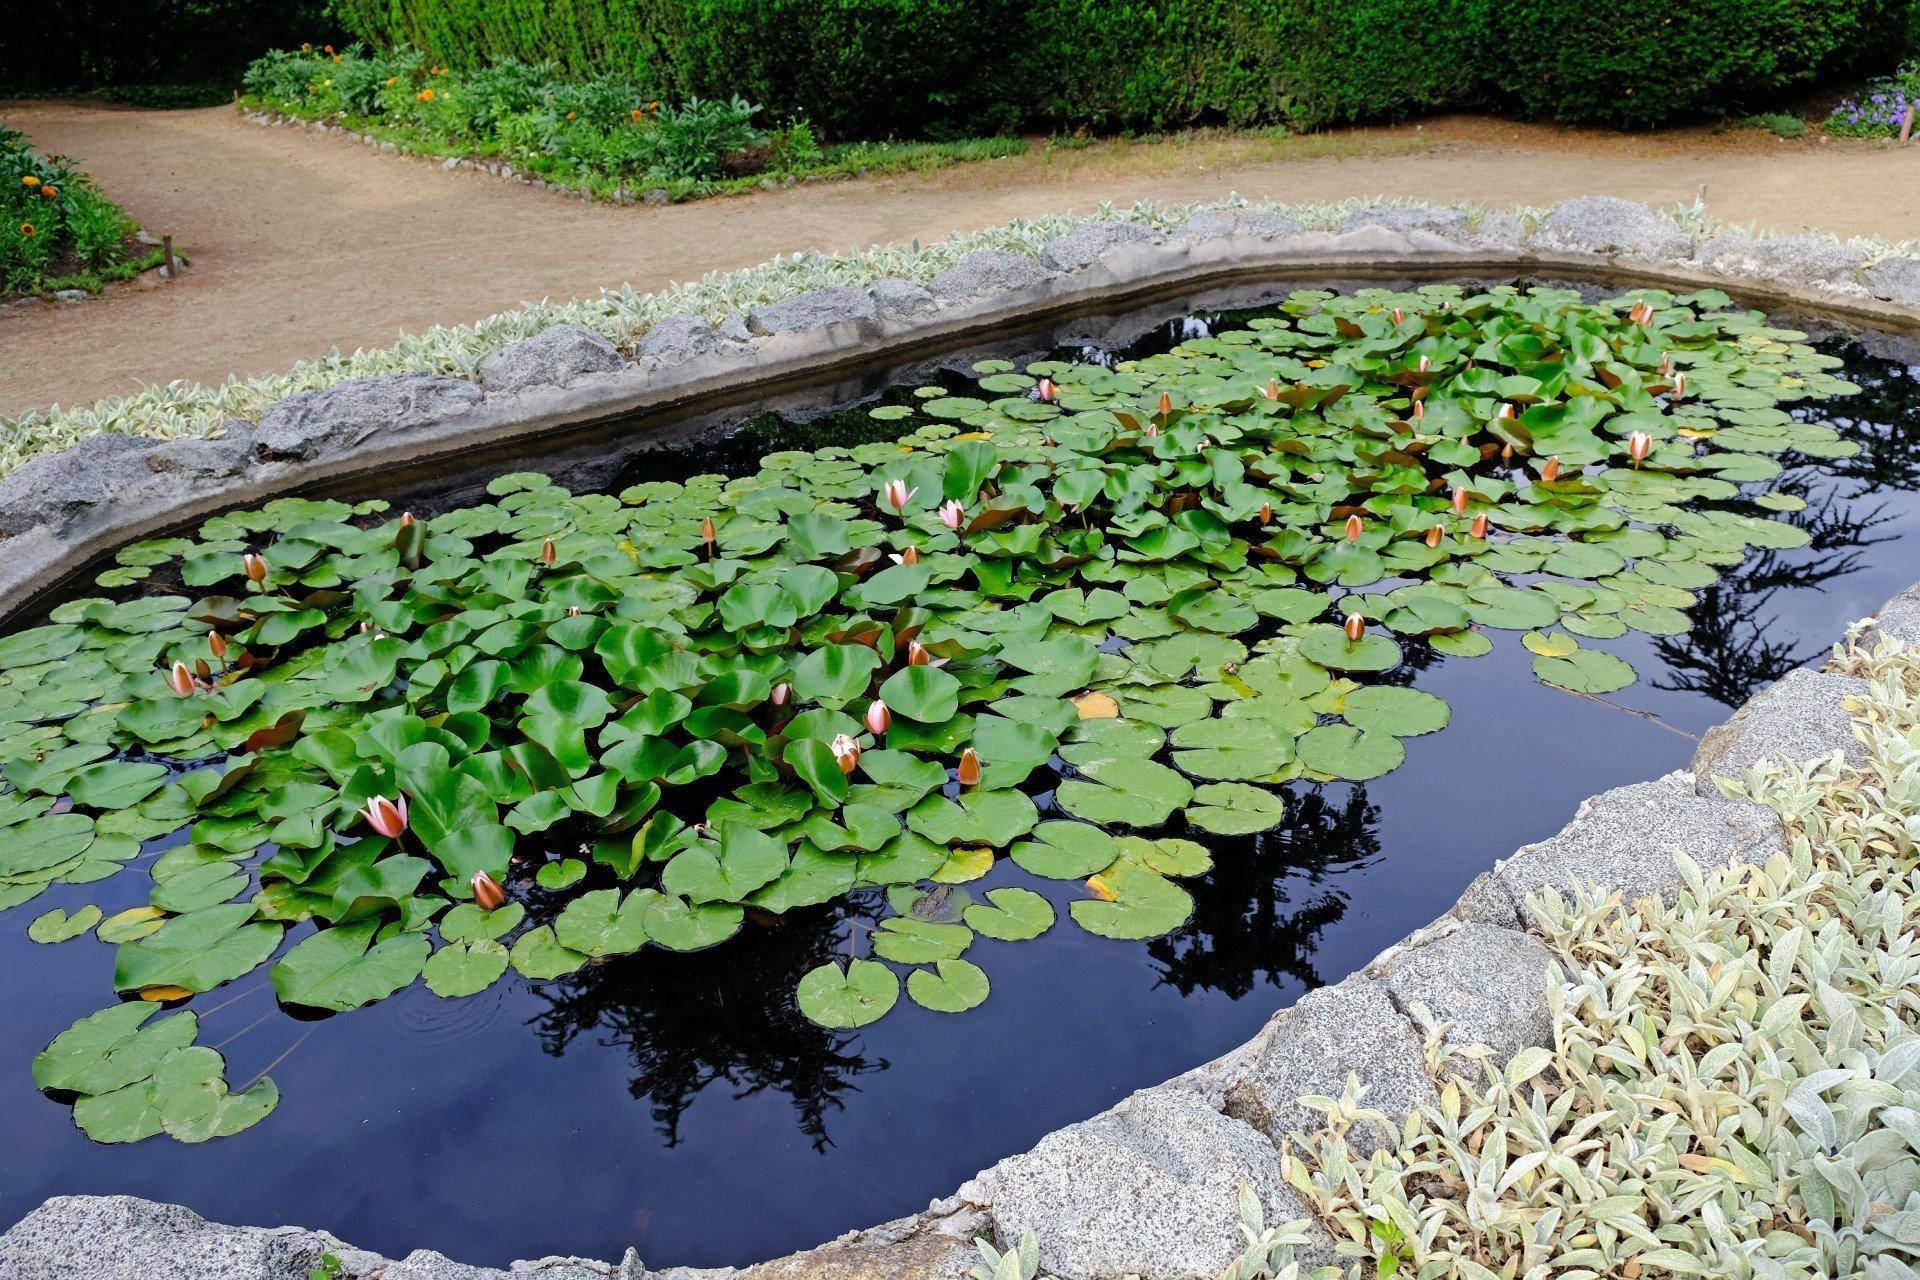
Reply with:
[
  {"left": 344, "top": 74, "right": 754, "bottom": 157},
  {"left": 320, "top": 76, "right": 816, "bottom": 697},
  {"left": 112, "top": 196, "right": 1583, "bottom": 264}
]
[
  {"left": 1827, "top": 64, "right": 1920, "bottom": 137},
  {"left": 0, "top": 284, "right": 1864, "bottom": 1145},
  {"left": 1287, "top": 629, "right": 1920, "bottom": 1279},
  {"left": 238, "top": 45, "right": 1024, "bottom": 203},
  {"left": 0, "top": 127, "right": 163, "bottom": 300}
]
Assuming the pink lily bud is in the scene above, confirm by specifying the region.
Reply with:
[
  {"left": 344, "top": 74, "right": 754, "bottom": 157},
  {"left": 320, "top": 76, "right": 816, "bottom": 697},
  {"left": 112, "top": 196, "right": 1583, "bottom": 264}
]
[
  {"left": 891, "top": 546, "right": 920, "bottom": 566},
  {"left": 938, "top": 500, "right": 965, "bottom": 530},
  {"left": 1411, "top": 399, "right": 1425, "bottom": 422},
  {"left": 1628, "top": 431, "right": 1653, "bottom": 463},
  {"left": 540, "top": 538, "right": 557, "bottom": 565},
  {"left": 831, "top": 733, "right": 862, "bottom": 775},
  {"left": 1263, "top": 378, "right": 1281, "bottom": 401},
  {"left": 865, "top": 699, "right": 891, "bottom": 736},
  {"left": 1258, "top": 501, "right": 1272, "bottom": 526},
  {"left": 883, "top": 479, "right": 917, "bottom": 513},
  {"left": 1659, "top": 353, "right": 1673, "bottom": 376},
  {"left": 1416, "top": 354, "right": 1430, "bottom": 373},
  {"left": 399, "top": 511, "right": 415, "bottom": 527},
  {"left": 1425, "top": 525, "right": 1443, "bottom": 548},
  {"left": 770, "top": 682, "right": 792, "bottom": 707},
  {"left": 1671, "top": 372, "right": 1686, "bottom": 399},
  {"left": 957, "top": 747, "right": 982, "bottom": 787},
  {"left": 1036, "top": 377, "right": 1058, "bottom": 403},
  {"left": 701, "top": 515, "right": 717, "bottom": 547},
  {"left": 1343, "top": 613, "right": 1366, "bottom": 643},
  {"left": 471, "top": 870, "right": 506, "bottom": 911},
  {"left": 1469, "top": 512, "right": 1488, "bottom": 539},
  {"left": 1451, "top": 486, "right": 1469, "bottom": 514},
  {"left": 1392, "top": 308, "right": 1404, "bottom": 324},
  {"left": 166, "top": 661, "right": 197, "bottom": 698},
  {"left": 242, "top": 553, "right": 269, "bottom": 583},
  {"left": 1541, "top": 457, "right": 1561, "bottom": 483},
  {"left": 208, "top": 631, "right": 229, "bottom": 660},
  {"left": 1143, "top": 423, "right": 1161, "bottom": 439},
  {"left": 363, "top": 794, "right": 409, "bottom": 839},
  {"left": 1344, "top": 514, "right": 1363, "bottom": 543},
  {"left": 1157, "top": 392, "right": 1173, "bottom": 416},
  {"left": 1495, "top": 402, "right": 1514, "bottom": 420},
  {"left": 907, "top": 640, "right": 931, "bottom": 667}
]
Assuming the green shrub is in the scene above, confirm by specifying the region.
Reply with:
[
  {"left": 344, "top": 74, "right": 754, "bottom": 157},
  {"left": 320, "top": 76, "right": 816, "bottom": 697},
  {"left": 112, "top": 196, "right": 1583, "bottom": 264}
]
[
  {"left": 329, "top": 0, "right": 1920, "bottom": 133},
  {"left": 1490, "top": 0, "right": 1911, "bottom": 128},
  {"left": 0, "top": 126, "right": 143, "bottom": 297},
  {"left": 1, "top": 0, "right": 335, "bottom": 96}
]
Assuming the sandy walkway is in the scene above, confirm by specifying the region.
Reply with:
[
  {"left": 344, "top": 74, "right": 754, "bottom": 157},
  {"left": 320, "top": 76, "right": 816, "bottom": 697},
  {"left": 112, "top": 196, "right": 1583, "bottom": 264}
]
[{"left": 1, "top": 101, "right": 1914, "bottom": 418}]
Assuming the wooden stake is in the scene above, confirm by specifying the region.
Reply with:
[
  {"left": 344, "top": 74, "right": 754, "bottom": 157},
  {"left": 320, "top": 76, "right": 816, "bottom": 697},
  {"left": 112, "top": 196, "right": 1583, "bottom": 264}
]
[
  {"left": 161, "top": 234, "right": 176, "bottom": 278},
  {"left": 1902, "top": 104, "right": 1915, "bottom": 145}
]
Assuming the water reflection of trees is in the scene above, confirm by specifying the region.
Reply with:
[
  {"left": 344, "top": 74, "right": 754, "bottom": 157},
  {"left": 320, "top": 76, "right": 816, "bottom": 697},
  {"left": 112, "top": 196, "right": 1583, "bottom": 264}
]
[
  {"left": 524, "top": 899, "right": 887, "bottom": 1150},
  {"left": 1654, "top": 340, "right": 1920, "bottom": 707},
  {"left": 1148, "top": 784, "right": 1379, "bottom": 999}
]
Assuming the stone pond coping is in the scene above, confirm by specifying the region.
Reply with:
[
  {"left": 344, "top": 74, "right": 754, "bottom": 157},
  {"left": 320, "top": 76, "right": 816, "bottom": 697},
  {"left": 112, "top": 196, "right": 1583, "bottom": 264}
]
[
  {"left": 4, "top": 195, "right": 1920, "bottom": 631},
  {"left": 3, "top": 197, "right": 1920, "bottom": 1277},
  {"left": 5, "top": 580, "right": 1914, "bottom": 1280}
]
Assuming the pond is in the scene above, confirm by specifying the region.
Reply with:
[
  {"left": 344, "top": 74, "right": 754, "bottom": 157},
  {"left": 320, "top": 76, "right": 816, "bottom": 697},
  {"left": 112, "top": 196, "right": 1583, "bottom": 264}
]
[{"left": 2, "top": 278, "right": 1918, "bottom": 1271}]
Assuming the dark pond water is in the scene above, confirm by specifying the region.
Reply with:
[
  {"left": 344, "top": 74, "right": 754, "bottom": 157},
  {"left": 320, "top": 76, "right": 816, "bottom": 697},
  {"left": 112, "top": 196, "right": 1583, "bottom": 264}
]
[{"left": 4, "top": 281, "right": 1919, "bottom": 1270}]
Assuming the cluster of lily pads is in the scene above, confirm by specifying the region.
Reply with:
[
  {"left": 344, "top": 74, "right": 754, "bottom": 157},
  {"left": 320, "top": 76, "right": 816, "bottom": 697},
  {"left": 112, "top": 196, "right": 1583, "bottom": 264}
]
[{"left": 3, "top": 283, "right": 1858, "bottom": 1143}]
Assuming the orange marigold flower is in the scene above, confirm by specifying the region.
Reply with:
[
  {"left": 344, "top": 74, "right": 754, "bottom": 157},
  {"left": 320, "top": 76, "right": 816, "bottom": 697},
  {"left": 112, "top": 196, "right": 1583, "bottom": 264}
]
[
  {"left": 630, "top": 108, "right": 644, "bottom": 121},
  {"left": 21, "top": 175, "right": 39, "bottom": 187},
  {"left": 40, "top": 186, "right": 55, "bottom": 198},
  {"left": 386, "top": 76, "right": 397, "bottom": 85},
  {"left": 566, "top": 111, "right": 576, "bottom": 119},
  {"left": 300, "top": 41, "right": 312, "bottom": 51},
  {"left": 323, "top": 44, "right": 334, "bottom": 53},
  {"left": 417, "top": 88, "right": 436, "bottom": 102}
]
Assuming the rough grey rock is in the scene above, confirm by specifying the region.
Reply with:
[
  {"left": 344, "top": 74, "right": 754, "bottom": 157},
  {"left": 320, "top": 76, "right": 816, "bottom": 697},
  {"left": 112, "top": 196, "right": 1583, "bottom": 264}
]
[
  {"left": 745, "top": 285, "right": 877, "bottom": 337},
  {"left": 1863, "top": 583, "right": 1920, "bottom": 650},
  {"left": 925, "top": 250, "right": 1052, "bottom": 306},
  {"left": 441, "top": 156, "right": 461, "bottom": 172},
  {"left": 717, "top": 311, "right": 753, "bottom": 342},
  {"left": 144, "top": 430, "right": 255, "bottom": 481},
  {"left": 1694, "top": 232, "right": 1868, "bottom": 288},
  {"left": 1866, "top": 256, "right": 1920, "bottom": 306},
  {"left": 0, "top": 433, "right": 161, "bottom": 535},
  {"left": 959, "top": 1086, "right": 1322, "bottom": 1280},
  {"left": 386, "top": 1251, "right": 509, "bottom": 1280},
  {"left": 478, "top": 325, "right": 624, "bottom": 394},
  {"left": 1171, "top": 211, "right": 1308, "bottom": 242},
  {"left": 1219, "top": 978, "right": 1435, "bottom": 1158},
  {"left": 1534, "top": 196, "right": 1690, "bottom": 258},
  {"left": 53, "top": 288, "right": 90, "bottom": 301},
  {"left": 869, "top": 278, "right": 937, "bottom": 323},
  {"left": 1471, "top": 210, "right": 1528, "bottom": 250},
  {"left": 1338, "top": 206, "right": 1470, "bottom": 238},
  {"left": 633, "top": 314, "right": 741, "bottom": 365},
  {"left": 1691, "top": 669, "right": 1871, "bottom": 789},
  {"left": 1039, "top": 221, "right": 1162, "bottom": 272},
  {"left": 0, "top": 1196, "right": 378, "bottom": 1280},
  {"left": 254, "top": 374, "right": 482, "bottom": 462},
  {"left": 734, "top": 1212, "right": 978, "bottom": 1280},
  {"left": 1456, "top": 770, "right": 1786, "bottom": 929},
  {"left": 1376, "top": 923, "right": 1556, "bottom": 1059}
]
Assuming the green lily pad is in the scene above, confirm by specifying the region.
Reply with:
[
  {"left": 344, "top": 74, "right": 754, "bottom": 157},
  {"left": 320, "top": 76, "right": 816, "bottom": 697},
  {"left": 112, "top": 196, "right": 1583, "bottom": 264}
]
[{"left": 796, "top": 959, "right": 899, "bottom": 1028}]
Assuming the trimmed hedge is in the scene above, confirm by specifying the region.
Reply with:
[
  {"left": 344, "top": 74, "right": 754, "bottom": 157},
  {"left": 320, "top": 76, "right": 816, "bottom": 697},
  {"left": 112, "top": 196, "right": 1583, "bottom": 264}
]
[{"left": 330, "top": 0, "right": 1919, "bottom": 134}]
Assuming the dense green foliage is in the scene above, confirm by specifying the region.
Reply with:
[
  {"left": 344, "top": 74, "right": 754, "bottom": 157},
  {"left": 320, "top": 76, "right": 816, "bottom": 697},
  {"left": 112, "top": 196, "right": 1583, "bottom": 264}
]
[
  {"left": 239, "top": 46, "right": 1023, "bottom": 199},
  {"left": 0, "top": 127, "right": 159, "bottom": 298},
  {"left": 2, "top": 285, "right": 1862, "bottom": 1142},
  {"left": 0, "top": 0, "right": 334, "bottom": 98},
  {"left": 329, "top": 0, "right": 1920, "bottom": 133}
]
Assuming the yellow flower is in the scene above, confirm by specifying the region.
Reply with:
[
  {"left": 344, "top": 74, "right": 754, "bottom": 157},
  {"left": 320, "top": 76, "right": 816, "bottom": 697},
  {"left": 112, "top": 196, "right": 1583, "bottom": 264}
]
[
  {"left": 19, "top": 222, "right": 34, "bottom": 236},
  {"left": 300, "top": 42, "right": 311, "bottom": 51},
  {"left": 386, "top": 76, "right": 398, "bottom": 86},
  {"left": 417, "top": 88, "right": 436, "bottom": 102}
]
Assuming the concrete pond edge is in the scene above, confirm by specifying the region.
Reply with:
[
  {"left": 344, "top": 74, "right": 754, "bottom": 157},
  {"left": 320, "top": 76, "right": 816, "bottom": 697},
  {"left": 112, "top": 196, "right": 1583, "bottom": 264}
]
[{"left": 3, "top": 198, "right": 1920, "bottom": 1278}]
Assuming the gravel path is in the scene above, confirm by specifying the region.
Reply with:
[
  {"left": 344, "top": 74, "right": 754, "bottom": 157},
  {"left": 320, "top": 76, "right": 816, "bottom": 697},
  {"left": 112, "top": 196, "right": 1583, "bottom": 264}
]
[{"left": 1, "top": 100, "right": 1913, "bottom": 418}]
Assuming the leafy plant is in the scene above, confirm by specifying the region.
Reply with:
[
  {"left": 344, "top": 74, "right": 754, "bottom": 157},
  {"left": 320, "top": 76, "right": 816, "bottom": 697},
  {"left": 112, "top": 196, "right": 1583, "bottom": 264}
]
[
  {"left": 0, "top": 283, "right": 1863, "bottom": 1143},
  {"left": 0, "top": 126, "right": 146, "bottom": 298}
]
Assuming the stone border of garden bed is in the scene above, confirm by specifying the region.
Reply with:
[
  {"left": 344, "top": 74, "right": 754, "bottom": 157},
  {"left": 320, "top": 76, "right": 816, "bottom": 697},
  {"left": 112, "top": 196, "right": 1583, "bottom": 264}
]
[{"left": 2, "top": 196, "right": 1920, "bottom": 1280}]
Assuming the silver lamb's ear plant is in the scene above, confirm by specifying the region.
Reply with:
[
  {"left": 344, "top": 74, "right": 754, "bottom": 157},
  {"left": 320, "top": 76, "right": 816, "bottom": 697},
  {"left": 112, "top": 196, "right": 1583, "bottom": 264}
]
[
  {"left": 968, "top": 1228, "right": 1039, "bottom": 1280},
  {"left": 1210, "top": 1181, "right": 1336, "bottom": 1280}
]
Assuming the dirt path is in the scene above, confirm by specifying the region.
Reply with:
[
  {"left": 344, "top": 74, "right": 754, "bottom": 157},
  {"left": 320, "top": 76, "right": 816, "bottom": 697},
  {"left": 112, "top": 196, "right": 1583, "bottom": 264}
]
[{"left": 2, "top": 101, "right": 1915, "bottom": 418}]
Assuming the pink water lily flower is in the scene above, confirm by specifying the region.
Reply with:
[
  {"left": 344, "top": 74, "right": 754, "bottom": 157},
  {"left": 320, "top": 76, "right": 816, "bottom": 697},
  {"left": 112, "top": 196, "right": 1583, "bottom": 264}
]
[
  {"left": 831, "top": 733, "right": 862, "bottom": 774},
  {"left": 889, "top": 546, "right": 921, "bottom": 566},
  {"left": 242, "top": 553, "right": 269, "bottom": 583},
  {"left": 471, "top": 871, "right": 507, "bottom": 911},
  {"left": 1035, "top": 377, "right": 1058, "bottom": 403},
  {"left": 938, "top": 501, "right": 965, "bottom": 530},
  {"left": 165, "top": 661, "right": 197, "bottom": 698},
  {"left": 956, "top": 748, "right": 982, "bottom": 787},
  {"left": 363, "top": 794, "right": 409, "bottom": 839},
  {"left": 883, "top": 479, "right": 917, "bottom": 513},
  {"left": 770, "top": 682, "right": 792, "bottom": 707},
  {"left": 1627, "top": 431, "right": 1653, "bottom": 463},
  {"left": 865, "top": 699, "right": 891, "bottom": 736}
]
